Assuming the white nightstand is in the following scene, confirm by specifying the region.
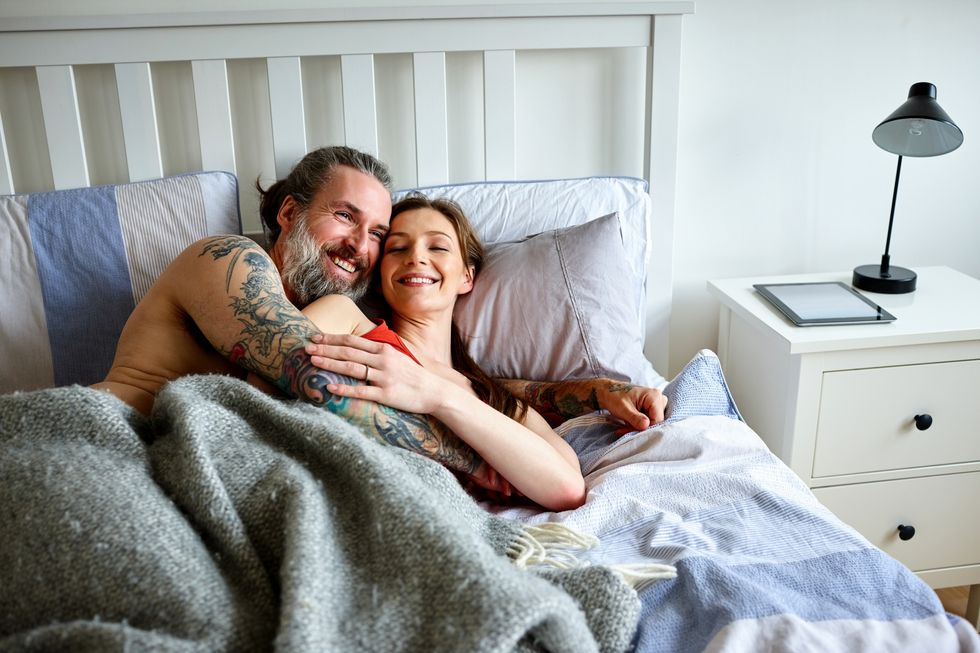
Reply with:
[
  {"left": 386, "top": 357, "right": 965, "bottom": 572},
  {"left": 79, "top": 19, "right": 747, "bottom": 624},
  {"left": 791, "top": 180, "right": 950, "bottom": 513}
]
[{"left": 709, "top": 265, "right": 980, "bottom": 627}]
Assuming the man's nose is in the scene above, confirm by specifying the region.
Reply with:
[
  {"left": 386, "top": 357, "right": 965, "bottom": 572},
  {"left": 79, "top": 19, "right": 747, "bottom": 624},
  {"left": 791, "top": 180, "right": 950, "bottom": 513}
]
[{"left": 346, "top": 227, "right": 370, "bottom": 257}]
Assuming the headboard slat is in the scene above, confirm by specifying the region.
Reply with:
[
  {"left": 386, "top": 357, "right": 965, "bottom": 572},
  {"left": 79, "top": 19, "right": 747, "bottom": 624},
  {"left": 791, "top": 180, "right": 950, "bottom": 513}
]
[
  {"left": 0, "top": 112, "right": 12, "bottom": 194},
  {"left": 114, "top": 62, "right": 164, "bottom": 182},
  {"left": 190, "top": 59, "right": 237, "bottom": 175},
  {"left": 412, "top": 52, "right": 450, "bottom": 187},
  {"left": 35, "top": 65, "right": 90, "bottom": 190},
  {"left": 641, "top": 14, "right": 684, "bottom": 372},
  {"left": 340, "top": 54, "right": 379, "bottom": 157},
  {"left": 266, "top": 56, "right": 308, "bottom": 178},
  {"left": 483, "top": 50, "right": 517, "bottom": 180}
]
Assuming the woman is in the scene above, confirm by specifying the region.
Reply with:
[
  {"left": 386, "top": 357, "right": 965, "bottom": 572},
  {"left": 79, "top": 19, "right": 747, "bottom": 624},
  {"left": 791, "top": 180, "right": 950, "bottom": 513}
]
[{"left": 294, "top": 194, "right": 586, "bottom": 511}]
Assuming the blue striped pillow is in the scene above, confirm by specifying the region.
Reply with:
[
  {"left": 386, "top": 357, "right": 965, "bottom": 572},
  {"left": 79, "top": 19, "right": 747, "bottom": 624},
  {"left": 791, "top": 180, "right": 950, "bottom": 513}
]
[
  {"left": 0, "top": 172, "right": 240, "bottom": 393},
  {"left": 662, "top": 349, "right": 743, "bottom": 423}
]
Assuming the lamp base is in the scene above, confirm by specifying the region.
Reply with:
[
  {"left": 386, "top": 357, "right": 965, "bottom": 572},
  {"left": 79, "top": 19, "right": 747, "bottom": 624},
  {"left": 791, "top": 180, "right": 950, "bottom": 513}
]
[{"left": 852, "top": 264, "right": 917, "bottom": 294}]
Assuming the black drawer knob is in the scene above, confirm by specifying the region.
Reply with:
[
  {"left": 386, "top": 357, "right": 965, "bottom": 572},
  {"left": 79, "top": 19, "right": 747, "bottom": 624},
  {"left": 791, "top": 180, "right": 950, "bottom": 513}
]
[
  {"left": 897, "top": 524, "right": 916, "bottom": 541},
  {"left": 913, "top": 414, "right": 933, "bottom": 431}
]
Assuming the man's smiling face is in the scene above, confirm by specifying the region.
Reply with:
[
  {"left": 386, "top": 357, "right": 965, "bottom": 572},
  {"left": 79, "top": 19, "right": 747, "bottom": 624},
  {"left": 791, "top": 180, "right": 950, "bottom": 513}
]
[{"left": 276, "top": 165, "right": 392, "bottom": 306}]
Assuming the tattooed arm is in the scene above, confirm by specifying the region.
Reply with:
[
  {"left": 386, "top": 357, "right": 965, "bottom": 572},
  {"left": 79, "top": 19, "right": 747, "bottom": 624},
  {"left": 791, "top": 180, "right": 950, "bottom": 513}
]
[
  {"left": 166, "top": 235, "right": 486, "bottom": 476},
  {"left": 498, "top": 378, "right": 668, "bottom": 430},
  {"left": 305, "top": 330, "right": 584, "bottom": 510}
]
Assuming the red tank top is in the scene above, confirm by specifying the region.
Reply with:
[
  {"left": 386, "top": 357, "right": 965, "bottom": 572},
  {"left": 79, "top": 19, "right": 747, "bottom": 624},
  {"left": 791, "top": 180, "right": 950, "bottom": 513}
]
[{"left": 361, "top": 320, "right": 421, "bottom": 365}]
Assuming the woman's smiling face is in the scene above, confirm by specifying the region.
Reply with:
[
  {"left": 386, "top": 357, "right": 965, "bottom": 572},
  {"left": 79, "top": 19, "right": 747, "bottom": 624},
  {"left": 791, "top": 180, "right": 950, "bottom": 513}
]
[{"left": 380, "top": 207, "right": 475, "bottom": 317}]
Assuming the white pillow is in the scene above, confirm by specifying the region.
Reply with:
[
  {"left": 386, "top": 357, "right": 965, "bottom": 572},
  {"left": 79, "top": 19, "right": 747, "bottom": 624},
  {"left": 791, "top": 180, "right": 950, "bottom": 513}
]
[
  {"left": 0, "top": 172, "right": 241, "bottom": 393},
  {"left": 392, "top": 177, "right": 664, "bottom": 387}
]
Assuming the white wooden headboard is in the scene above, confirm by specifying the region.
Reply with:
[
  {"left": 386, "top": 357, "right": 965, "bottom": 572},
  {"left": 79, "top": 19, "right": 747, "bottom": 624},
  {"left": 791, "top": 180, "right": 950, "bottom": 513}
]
[{"left": 0, "top": 0, "right": 693, "bottom": 375}]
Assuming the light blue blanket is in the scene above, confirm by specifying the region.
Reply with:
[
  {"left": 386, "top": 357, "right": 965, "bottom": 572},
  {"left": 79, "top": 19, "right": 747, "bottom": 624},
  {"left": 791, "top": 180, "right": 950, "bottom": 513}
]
[{"left": 492, "top": 351, "right": 980, "bottom": 652}]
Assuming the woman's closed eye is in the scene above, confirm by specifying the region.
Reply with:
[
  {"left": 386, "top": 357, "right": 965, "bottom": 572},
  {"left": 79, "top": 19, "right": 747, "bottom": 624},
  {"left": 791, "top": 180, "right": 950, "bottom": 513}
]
[
  {"left": 384, "top": 243, "right": 448, "bottom": 253},
  {"left": 428, "top": 235, "right": 455, "bottom": 251}
]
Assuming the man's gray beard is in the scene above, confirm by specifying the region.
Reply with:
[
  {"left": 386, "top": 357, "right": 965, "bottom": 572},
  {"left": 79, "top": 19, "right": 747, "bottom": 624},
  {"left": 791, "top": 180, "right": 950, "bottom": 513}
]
[{"left": 279, "top": 214, "right": 372, "bottom": 306}]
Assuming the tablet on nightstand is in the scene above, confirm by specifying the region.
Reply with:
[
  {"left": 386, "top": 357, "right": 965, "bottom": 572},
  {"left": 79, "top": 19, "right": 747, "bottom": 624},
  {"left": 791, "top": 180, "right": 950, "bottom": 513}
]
[{"left": 753, "top": 282, "right": 897, "bottom": 326}]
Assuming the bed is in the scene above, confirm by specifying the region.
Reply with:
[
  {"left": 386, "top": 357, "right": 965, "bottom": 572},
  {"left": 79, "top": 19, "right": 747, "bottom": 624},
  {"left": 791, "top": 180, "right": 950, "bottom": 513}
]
[{"left": 2, "top": 3, "right": 979, "bottom": 651}]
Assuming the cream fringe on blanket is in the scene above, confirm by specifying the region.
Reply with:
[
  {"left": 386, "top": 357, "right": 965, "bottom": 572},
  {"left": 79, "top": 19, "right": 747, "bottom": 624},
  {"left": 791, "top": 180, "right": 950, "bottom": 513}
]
[{"left": 509, "top": 522, "right": 677, "bottom": 589}]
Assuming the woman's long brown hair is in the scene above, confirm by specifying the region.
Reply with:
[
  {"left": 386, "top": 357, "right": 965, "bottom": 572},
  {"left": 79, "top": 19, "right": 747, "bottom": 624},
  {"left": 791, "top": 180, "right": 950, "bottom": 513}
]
[{"left": 389, "top": 194, "right": 528, "bottom": 423}]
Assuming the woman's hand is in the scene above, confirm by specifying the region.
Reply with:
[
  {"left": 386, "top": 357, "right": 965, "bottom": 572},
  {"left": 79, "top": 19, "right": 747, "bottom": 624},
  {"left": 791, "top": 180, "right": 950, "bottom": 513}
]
[{"left": 305, "top": 332, "right": 446, "bottom": 415}]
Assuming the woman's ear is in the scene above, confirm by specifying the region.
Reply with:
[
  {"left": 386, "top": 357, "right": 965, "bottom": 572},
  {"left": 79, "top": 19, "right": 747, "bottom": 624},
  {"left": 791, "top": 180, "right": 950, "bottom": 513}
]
[
  {"left": 277, "top": 195, "right": 299, "bottom": 235},
  {"left": 458, "top": 265, "right": 476, "bottom": 295}
]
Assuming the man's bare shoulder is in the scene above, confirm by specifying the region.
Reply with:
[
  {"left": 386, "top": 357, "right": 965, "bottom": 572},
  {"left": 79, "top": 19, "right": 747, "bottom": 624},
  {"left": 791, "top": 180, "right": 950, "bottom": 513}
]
[
  {"left": 98, "top": 235, "right": 268, "bottom": 413},
  {"left": 160, "top": 234, "right": 267, "bottom": 284}
]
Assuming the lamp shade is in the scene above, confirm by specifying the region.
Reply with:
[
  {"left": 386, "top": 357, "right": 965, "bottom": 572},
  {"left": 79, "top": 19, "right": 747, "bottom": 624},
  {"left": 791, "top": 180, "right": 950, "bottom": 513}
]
[{"left": 872, "top": 82, "right": 963, "bottom": 157}]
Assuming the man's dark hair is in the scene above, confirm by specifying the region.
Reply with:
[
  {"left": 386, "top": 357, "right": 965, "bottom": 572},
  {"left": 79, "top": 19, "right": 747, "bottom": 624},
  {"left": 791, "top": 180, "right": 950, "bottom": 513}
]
[{"left": 255, "top": 146, "right": 393, "bottom": 245}]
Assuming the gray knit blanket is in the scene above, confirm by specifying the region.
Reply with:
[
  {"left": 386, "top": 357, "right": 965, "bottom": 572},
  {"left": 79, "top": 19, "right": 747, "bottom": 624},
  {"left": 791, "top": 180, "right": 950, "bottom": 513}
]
[{"left": 0, "top": 375, "right": 639, "bottom": 652}]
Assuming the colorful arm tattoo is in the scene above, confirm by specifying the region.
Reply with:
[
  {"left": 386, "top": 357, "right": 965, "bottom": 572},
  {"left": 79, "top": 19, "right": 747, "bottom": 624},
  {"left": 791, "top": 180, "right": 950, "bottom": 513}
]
[
  {"left": 505, "top": 378, "right": 635, "bottom": 426},
  {"left": 200, "top": 236, "right": 481, "bottom": 474},
  {"left": 521, "top": 381, "right": 599, "bottom": 426},
  {"left": 279, "top": 347, "right": 480, "bottom": 472}
]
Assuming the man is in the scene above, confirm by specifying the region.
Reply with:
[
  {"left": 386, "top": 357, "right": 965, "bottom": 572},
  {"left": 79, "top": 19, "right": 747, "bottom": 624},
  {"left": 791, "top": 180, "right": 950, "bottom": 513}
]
[
  {"left": 94, "top": 145, "right": 665, "bottom": 480},
  {"left": 93, "top": 147, "right": 392, "bottom": 415}
]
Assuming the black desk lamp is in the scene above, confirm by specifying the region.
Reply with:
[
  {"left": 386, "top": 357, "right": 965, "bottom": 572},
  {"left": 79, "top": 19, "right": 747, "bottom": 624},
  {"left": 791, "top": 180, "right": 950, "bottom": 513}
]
[{"left": 852, "top": 82, "right": 963, "bottom": 293}]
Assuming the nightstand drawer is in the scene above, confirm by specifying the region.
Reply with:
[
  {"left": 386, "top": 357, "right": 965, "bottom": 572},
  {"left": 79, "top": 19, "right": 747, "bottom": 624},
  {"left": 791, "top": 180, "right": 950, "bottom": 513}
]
[
  {"left": 813, "top": 359, "right": 980, "bottom": 477},
  {"left": 813, "top": 471, "right": 980, "bottom": 572}
]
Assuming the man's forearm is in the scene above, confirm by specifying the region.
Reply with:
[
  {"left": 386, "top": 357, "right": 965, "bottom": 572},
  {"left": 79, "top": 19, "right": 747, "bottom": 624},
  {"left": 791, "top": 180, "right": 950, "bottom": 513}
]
[
  {"left": 278, "top": 347, "right": 482, "bottom": 474},
  {"left": 501, "top": 378, "right": 634, "bottom": 426},
  {"left": 500, "top": 379, "right": 598, "bottom": 425},
  {"left": 200, "top": 236, "right": 482, "bottom": 474}
]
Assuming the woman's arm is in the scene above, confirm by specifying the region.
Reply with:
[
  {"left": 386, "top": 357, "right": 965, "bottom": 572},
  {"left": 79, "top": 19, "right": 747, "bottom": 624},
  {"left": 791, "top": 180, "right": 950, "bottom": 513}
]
[
  {"left": 432, "top": 383, "right": 586, "bottom": 511},
  {"left": 317, "top": 352, "right": 585, "bottom": 511}
]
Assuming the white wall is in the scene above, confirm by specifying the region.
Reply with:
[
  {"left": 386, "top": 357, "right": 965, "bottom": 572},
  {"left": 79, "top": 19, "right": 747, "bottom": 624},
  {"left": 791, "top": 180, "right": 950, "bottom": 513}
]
[{"left": 670, "top": 0, "right": 980, "bottom": 374}]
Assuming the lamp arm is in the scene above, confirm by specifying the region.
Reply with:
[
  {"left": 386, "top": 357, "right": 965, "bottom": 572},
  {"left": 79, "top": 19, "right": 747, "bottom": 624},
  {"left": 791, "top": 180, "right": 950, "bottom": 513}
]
[{"left": 880, "top": 155, "right": 903, "bottom": 274}]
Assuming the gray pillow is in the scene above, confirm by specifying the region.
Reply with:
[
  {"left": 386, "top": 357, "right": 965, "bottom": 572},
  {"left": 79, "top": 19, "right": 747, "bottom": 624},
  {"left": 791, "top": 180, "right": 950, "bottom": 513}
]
[{"left": 454, "top": 212, "right": 663, "bottom": 386}]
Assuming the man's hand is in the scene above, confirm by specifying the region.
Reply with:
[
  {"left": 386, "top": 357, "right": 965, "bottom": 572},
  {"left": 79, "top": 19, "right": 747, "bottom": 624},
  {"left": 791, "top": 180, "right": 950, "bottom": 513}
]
[
  {"left": 502, "top": 377, "right": 668, "bottom": 430},
  {"left": 595, "top": 380, "right": 668, "bottom": 431},
  {"left": 467, "top": 461, "right": 517, "bottom": 496}
]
